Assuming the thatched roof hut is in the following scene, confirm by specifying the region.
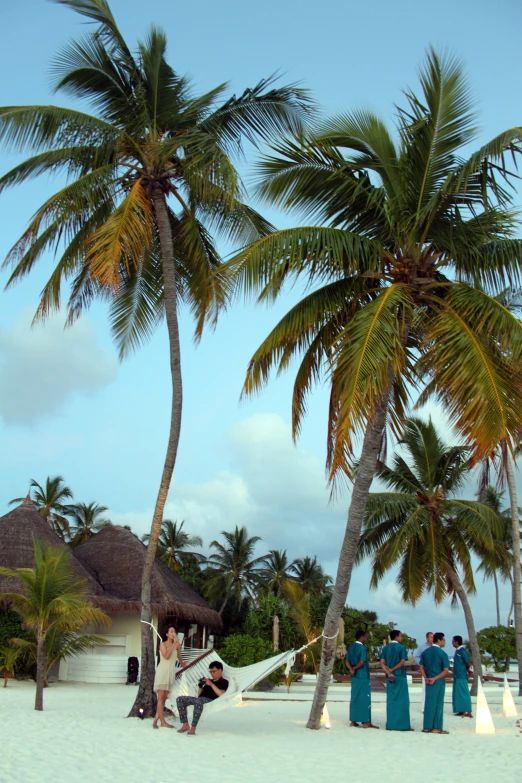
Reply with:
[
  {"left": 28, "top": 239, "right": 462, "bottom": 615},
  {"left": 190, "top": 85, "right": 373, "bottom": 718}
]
[
  {"left": 74, "top": 525, "right": 222, "bottom": 631},
  {"left": 0, "top": 497, "right": 102, "bottom": 597}
]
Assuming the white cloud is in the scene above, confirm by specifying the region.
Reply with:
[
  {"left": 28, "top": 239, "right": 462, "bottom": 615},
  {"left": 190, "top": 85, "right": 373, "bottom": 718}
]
[
  {"left": 0, "top": 311, "right": 117, "bottom": 423},
  {"left": 110, "top": 413, "right": 346, "bottom": 559}
]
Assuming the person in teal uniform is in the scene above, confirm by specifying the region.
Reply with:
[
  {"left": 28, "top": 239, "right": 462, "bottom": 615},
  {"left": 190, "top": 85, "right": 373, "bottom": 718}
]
[
  {"left": 345, "top": 629, "right": 379, "bottom": 728},
  {"left": 419, "top": 632, "right": 450, "bottom": 734},
  {"left": 451, "top": 635, "right": 472, "bottom": 718},
  {"left": 380, "top": 629, "right": 412, "bottom": 731}
]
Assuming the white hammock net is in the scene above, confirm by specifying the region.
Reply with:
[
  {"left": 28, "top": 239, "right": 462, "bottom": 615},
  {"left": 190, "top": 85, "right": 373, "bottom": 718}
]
[{"left": 168, "top": 647, "right": 297, "bottom": 716}]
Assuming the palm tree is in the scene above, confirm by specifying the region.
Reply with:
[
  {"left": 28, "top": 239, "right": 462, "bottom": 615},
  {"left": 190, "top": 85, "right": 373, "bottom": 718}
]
[
  {"left": 205, "top": 526, "right": 268, "bottom": 615},
  {"left": 141, "top": 519, "right": 204, "bottom": 571},
  {"left": 10, "top": 476, "right": 73, "bottom": 540},
  {"left": 290, "top": 556, "right": 331, "bottom": 596},
  {"left": 0, "top": 646, "right": 21, "bottom": 687},
  {"left": 0, "top": 0, "right": 310, "bottom": 716},
  {"left": 68, "top": 502, "right": 111, "bottom": 546},
  {"left": 0, "top": 538, "right": 110, "bottom": 710},
  {"left": 476, "top": 486, "right": 514, "bottom": 626},
  {"left": 356, "top": 418, "right": 503, "bottom": 694},
  {"left": 228, "top": 50, "right": 522, "bottom": 726},
  {"left": 259, "top": 549, "right": 296, "bottom": 595}
]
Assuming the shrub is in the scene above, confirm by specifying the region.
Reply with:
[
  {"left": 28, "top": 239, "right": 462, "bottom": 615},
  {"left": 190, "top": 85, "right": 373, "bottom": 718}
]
[
  {"left": 219, "top": 634, "right": 275, "bottom": 667},
  {"left": 476, "top": 625, "right": 516, "bottom": 672}
]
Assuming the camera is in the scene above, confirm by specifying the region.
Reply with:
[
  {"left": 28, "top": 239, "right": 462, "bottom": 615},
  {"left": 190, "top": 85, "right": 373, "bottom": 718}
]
[{"left": 198, "top": 678, "right": 206, "bottom": 688}]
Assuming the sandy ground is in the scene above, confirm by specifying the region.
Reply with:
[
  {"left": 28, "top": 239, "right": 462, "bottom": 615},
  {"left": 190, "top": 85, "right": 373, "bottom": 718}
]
[{"left": 1, "top": 681, "right": 520, "bottom": 783}]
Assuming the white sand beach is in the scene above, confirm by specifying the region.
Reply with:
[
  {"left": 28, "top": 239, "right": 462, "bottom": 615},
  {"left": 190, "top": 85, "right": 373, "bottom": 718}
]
[{"left": 1, "top": 681, "right": 520, "bottom": 783}]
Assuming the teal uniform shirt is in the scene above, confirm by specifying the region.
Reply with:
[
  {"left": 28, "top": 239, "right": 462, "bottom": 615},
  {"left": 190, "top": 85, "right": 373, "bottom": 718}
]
[
  {"left": 420, "top": 644, "right": 450, "bottom": 731},
  {"left": 346, "top": 642, "right": 371, "bottom": 723},
  {"left": 452, "top": 646, "right": 472, "bottom": 713},
  {"left": 381, "top": 641, "right": 411, "bottom": 730}
]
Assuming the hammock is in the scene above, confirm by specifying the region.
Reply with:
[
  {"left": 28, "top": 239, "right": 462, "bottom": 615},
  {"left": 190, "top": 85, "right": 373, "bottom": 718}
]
[{"left": 167, "top": 632, "right": 330, "bottom": 718}]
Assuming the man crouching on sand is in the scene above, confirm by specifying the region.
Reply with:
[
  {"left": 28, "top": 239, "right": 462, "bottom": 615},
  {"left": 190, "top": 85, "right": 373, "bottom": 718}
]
[{"left": 177, "top": 661, "right": 229, "bottom": 735}]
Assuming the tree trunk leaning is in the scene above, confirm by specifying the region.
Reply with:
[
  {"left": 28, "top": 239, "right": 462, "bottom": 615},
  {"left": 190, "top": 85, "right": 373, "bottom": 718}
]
[
  {"left": 306, "top": 396, "right": 389, "bottom": 729},
  {"left": 129, "top": 189, "right": 183, "bottom": 719},
  {"left": 493, "top": 571, "right": 501, "bottom": 628},
  {"left": 35, "top": 632, "right": 45, "bottom": 711},
  {"left": 505, "top": 455, "right": 522, "bottom": 696},
  {"left": 447, "top": 567, "right": 483, "bottom": 697}
]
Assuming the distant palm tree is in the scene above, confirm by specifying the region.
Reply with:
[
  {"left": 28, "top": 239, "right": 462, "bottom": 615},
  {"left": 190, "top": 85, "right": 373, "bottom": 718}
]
[
  {"left": 356, "top": 417, "right": 503, "bottom": 694},
  {"left": 476, "top": 486, "right": 515, "bottom": 626},
  {"left": 142, "top": 520, "right": 204, "bottom": 571},
  {"left": 260, "top": 549, "right": 296, "bottom": 595},
  {"left": 205, "top": 526, "right": 268, "bottom": 615},
  {"left": 10, "top": 477, "right": 73, "bottom": 541},
  {"left": 290, "top": 556, "right": 332, "bottom": 596},
  {"left": 68, "top": 502, "right": 112, "bottom": 547},
  {"left": 0, "top": 538, "right": 110, "bottom": 710}
]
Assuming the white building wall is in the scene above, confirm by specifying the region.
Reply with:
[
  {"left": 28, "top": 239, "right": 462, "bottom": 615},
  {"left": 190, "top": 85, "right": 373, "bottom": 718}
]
[{"left": 59, "top": 613, "right": 157, "bottom": 683}]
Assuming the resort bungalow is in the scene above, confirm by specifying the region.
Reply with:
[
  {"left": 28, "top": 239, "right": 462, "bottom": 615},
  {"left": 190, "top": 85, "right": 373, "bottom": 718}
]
[{"left": 0, "top": 499, "right": 222, "bottom": 684}]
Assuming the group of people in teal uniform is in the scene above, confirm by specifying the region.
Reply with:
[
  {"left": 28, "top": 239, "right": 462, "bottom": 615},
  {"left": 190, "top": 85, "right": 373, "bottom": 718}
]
[{"left": 345, "top": 629, "right": 473, "bottom": 733}]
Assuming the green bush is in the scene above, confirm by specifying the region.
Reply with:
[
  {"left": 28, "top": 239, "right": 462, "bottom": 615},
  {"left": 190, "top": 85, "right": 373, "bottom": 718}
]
[
  {"left": 219, "top": 634, "right": 275, "bottom": 667},
  {"left": 476, "top": 625, "right": 516, "bottom": 672},
  {"left": 0, "top": 609, "right": 32, "bottom": 678}
]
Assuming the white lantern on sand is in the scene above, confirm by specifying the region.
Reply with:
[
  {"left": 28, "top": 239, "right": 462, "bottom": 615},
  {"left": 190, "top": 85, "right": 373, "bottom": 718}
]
[
  {"left": 321, "top": 704, "right": 331, "bottom": 729},
  {"left": 502, "top": 674, "right": 518, "bottom": 718},
  {"left": 475, "top": 678, "right": 495, "bottom": 734}
]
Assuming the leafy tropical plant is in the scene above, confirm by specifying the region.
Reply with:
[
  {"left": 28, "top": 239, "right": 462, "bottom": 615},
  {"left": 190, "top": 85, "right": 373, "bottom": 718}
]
[
  {"left": 290, "top": 556, "right": 332, "bottom": 596},
  {"left": 11, "top": 629, "right": 108, "bottom": 685},
  {"left": 205, "top": 526, "right": 268, "bottom": 615},
  {"left": 10, "top": 476, "right": 73, "bottom": 540},
  {"left": 227, "top": 49, "right": 522, "bottom": 725},
  {"left": 0, "top": 537, "right": 110, "bottom": 710},
  {"left": 142, "top": 520, "right": 204, "bottom": 571},
  {"left": 356, "top": 417, "right": 503, "bottom": 694},
  {"left": 0, "top": 0, "right": 311, "bottom": 717},
  {"left": 219, "top": 633, "right": 274, "bottom": 668},
  {"left": 243, "top": 591, "right": 298, "bottom": 651},
  {"left": 282, "top": 580, "right": 322, "bottom": 672},
  {"left": 0, "top": 645, "right": 21, "bottom": 687},
  {"left": 68, "top": 502, "right": 111, "bottom": 546}
]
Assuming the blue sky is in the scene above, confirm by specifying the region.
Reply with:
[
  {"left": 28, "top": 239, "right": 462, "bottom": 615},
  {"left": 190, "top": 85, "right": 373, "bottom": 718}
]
[{"left": 1, "top": 0, "right": 521, "bottom": 643}]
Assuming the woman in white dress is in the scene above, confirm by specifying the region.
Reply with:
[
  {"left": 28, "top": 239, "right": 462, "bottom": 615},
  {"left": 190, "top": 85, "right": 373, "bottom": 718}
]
[{"left": 152, "top": 625, "right": 183, "bottom": 728}]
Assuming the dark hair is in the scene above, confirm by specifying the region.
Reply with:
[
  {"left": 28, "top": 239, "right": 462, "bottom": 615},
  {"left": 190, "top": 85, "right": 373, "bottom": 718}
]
[
  {"left": 390, "top": 629, "right": 401, "bottom": 641},
  {"left": 163, "top": 625, "right": 176, "bottom": 640},
  {"left": 433, "top": 632, "right": 445, "bottom": 644},
  {"left": 426, "top": 631, "right": 433, "bottom": 639},
  {"left": 208, "top": 660, "right": 223, "bottom": 671},
  {"left": 355, "top": 629, "right": 366, "bottom": 641},
  {"left": 453, "top": 635, "right": 463, "bottom": 646}
]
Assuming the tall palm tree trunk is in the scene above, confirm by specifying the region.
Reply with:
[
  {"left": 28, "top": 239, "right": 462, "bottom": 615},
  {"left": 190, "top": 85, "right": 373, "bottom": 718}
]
[
  {"left": 447, "top": 567, "right": 482, "bottom": 697},
  {"left": 493, "top": 571, "right": 501, "bottom": 627},
  {"left": 505, "top": 455, "right": 522, "bottom": 696},
  {"left": 35, "top": 631, "right": 45, "bottom": 711},
  {"left": 129, "top": 188, "right": 183, "bottom": 718},
  {"left": 306, "top": 396, "right": 389, "bottom": 729}
]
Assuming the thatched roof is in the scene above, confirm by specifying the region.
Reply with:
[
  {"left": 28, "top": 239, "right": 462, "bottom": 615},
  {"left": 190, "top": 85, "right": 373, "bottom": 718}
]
[
  {"left": 74, "top": 526, "right": 222, "bottom": 631},
  {"left": 0, "top": 497, "right": 103, "bottom": 597}
]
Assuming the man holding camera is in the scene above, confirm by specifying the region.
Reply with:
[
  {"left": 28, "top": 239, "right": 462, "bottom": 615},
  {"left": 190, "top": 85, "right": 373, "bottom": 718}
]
[{"left": 176, "top": 661, "right": 229, "bottom": 735}]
